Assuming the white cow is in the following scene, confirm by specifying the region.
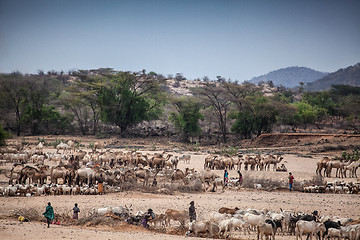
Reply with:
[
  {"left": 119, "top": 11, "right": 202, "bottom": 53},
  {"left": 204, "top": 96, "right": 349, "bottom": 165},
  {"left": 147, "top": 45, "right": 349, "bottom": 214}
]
[
  {"left": 296, "top": 220, "right": 325, "bottom": 240},
  {"left": 243, "top": 213, "right": 266, "bottom": 230},
  {"left": 218, "top": 218, "right": 233, "bottom": 238},
  {"left": 257, "top": 221, "right": 276, "bottom": 240}
]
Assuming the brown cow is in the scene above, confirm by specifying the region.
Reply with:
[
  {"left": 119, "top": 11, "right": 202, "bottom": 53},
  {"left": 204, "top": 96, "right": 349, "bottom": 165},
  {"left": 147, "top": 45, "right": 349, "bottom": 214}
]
[
  {"left": 218, "top": 207, "right": 239, "bottom": 215},
  {"left": 164, "top": 209, "right": 187, "bottom": 227}
]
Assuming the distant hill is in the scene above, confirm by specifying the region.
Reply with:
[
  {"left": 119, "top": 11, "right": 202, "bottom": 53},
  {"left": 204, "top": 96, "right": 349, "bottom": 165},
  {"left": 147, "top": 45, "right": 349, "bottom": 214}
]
[
  {"left": 306, "top": 63, "right": 360, "bottom": 91},
  {"left": 249, "top": 66, "right": 328, "bottom": 88}
]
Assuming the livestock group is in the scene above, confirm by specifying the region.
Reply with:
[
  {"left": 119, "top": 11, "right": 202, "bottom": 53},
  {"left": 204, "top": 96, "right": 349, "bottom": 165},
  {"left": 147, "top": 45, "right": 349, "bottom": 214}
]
[
  {"left": 89, "top": 204, "right": 360, "bottom": 239},
  {"left": 1, "top": 139, "right": 360, "bottom": 240},
  {"left": 1, "top": 140, "right": 360, "bottom": 197}
]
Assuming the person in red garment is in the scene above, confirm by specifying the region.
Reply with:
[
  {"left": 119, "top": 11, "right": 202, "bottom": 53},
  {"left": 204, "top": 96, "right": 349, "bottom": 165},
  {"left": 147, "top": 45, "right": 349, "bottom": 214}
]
[{"left": 288, "top": 172, "right": 294, "bottom": 192}]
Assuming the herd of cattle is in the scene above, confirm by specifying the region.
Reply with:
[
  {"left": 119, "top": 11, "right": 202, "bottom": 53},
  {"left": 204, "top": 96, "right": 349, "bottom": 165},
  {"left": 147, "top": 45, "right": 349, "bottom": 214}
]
[{"left": 92, "top": 205, "right": 360, "bottom": 239}]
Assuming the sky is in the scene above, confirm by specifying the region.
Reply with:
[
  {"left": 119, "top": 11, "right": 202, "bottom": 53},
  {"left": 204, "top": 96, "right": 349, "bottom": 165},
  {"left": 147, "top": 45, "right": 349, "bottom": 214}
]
[{"left": 0, "top": 0, "right": 359, "bottom": 81}]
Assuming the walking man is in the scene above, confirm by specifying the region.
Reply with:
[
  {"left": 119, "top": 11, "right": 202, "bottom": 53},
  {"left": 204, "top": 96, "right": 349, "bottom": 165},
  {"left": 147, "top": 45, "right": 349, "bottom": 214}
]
[
  {"left": 98, "top": 174, "right": 104, "bottom": 194},
  {"left": 189, "top": 201, "right": 196, "bottom": 222},
  {"left": 43, "top": 202, "right": 54, "bottom": 228},
  {"left": 288, "top": 172, "right": 294, "bottom": 192},
  {"left": 237, "top": 170, "right": 243, "bottom": 186},
  {"left": 224, "top": 170, "right": 229, "bottom": 187}
]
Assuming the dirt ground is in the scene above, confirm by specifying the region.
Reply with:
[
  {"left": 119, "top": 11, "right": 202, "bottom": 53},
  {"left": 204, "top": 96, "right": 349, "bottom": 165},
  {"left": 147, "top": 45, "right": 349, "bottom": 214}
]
[{"left": 1, "top": 134, "right": 360, "bottom": 240}]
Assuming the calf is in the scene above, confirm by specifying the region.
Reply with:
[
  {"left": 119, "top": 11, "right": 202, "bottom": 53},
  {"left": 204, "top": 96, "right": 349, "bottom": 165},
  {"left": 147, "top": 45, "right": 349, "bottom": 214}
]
[
  {"left": 164, "top": 209, "right": 187, "bottom": 227},
  {"left": 151, "top": 213, "right": 166, "bottom": 227}
]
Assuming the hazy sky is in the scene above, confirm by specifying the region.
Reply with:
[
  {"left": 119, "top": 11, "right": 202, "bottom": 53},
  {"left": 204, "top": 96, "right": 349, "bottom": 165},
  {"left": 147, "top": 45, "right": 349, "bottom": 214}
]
[{"left": 0, "top": 0, "right": 359, "bottom": 81}]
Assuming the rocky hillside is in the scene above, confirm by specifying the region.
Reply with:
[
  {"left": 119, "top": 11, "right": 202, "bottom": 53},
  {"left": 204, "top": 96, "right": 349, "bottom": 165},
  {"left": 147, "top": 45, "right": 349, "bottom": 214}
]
[
  {"left": 249, "top": 66, "right": 328, "bottom": 88},
  {"left": 306, "top": 63, "right": 360, "bottom": 91}
]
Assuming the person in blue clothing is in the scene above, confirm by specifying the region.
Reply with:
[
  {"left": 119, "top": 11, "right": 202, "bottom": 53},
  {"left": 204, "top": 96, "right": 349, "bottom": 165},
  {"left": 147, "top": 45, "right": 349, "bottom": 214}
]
[
  {"left": 224, "top": 170, "right": 229, "bottom": 187},
  {"left": 73, "top": 203, "right": 80, "bottom": 219}
]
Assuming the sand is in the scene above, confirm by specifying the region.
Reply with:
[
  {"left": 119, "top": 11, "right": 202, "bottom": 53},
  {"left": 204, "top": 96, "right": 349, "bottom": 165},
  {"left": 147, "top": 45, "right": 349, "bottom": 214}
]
[{"left": 1, "top": 138, "right": 360, "bottom": 240}]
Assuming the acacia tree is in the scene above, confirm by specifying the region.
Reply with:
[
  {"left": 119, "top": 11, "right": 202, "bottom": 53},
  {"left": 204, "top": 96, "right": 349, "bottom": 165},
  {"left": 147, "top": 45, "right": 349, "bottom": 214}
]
[
  {"left": 0, "top": 72, "right": 71, "bottom": 135},
  {"left": 20, "top": 75, "right": 71, "bottom": 135},
  {"left": 60, "top": 92, "right": 90, "bottom": 135},
  {"left": 98, "top": 70, "right": 166, "bottom": 135},
  {"left": 169, "top": 97, "right": 204, "bottom": 142},
  {"left": 230, "top": 96, "right": 278, "bottom": 138},
  {"left": 0, "top": 72, "right": 27, "bottom": 136},
  {"left": 223, "top": 82, "right": 263, "bottom": 138},
  {"left": 195, "top": 83, "right": 231, "bottom": 143},
  {"left": 62, "top": 72, "right": 105, "bottom": 135},
  {"left": 223, "top": 82, "right": 260, "bottom": 112}
]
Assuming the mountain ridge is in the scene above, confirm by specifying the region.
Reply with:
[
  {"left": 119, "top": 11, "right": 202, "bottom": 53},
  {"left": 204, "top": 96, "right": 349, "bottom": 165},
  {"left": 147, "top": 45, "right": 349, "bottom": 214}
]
[
  {"left": 305, "top": 63, "right": 360, "bottom": 91},
  {"left": 248, "top": 66, "right": 328, "bottom": 88}
]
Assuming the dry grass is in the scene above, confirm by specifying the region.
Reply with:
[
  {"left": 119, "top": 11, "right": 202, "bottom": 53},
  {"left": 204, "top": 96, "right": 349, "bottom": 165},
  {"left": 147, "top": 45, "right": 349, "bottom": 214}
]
[
  {"left": 12, "top": 208, "right": 43, "bottom": 221},
  {"left": 242, "top": 173, "right": 286, "bottom": 191}
]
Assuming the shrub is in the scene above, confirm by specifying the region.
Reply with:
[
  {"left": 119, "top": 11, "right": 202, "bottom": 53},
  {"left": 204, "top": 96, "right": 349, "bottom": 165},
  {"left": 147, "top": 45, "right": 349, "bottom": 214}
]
[{"left": 0, "top": 125, "right": 10, "bottom": 146}]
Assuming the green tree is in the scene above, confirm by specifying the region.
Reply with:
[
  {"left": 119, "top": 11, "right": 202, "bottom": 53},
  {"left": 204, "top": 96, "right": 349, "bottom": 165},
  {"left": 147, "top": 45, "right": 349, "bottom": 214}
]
[
  {"left": 230, "top": 109, "right": 255, "bottom": 139},
  {"left": 252, "top": 96, "right": 278, "bottom": 136},
  {"left": 230, "top": 96, "right": 278, "bottom": 138},
  {"left": 0, "top": 73, "right": 70, "bottom": 135},
  {"left": 60, "top": 71, "right": 104, "bottom": 135},
  {"left": 292, "top": 101, "right": 327, "bottom": 127},
  {"left": 302, "top": 91, "right": 337, "bottom": 115},
  {"left": 98, "top": 71, "right": 166, "bottom": 135},
  {"left": 169, "top": 97, "right": 204, "bottom": 142},
  {"left": 0, "top": 72, "right": 27, "bottom": 136}
]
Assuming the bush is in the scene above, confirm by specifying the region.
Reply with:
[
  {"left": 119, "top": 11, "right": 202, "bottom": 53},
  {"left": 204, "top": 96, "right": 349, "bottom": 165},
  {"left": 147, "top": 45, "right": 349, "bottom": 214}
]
[
  {"left": 0, "top": 125, "right": 10, "bottom": 146},
  {"left": 47, "top": 138, "right": 63, "bottom": 147},
  {"left": 242, "top": 173, "right": 286, "bottom": 191}
]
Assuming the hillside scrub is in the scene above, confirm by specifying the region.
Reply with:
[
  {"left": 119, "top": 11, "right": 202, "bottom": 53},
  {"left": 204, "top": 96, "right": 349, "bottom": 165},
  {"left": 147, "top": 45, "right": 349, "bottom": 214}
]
[{"left": 0, "top": 69, "right": 359, "bottom": 140}]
